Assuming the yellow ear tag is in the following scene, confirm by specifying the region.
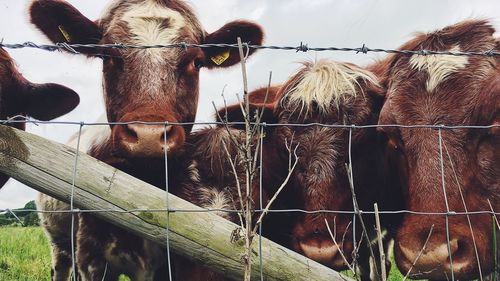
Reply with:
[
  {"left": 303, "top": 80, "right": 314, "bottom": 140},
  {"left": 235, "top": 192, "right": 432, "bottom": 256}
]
[
  {"left": 58, "top": 25, "right": 72, "bottom": 42},
  {"left": 210, "top": 50, "right": 230, "bottom": 65}
]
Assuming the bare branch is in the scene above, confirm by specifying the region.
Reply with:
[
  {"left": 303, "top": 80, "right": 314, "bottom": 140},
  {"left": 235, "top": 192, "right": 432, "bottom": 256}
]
[
  {"left": 220, "top": 138, "right": 245, "bottom": 229},
  {"left": 443, "top": 141, "right": 483, "bottom": 281},
  {"left": 252, "top": 142, "right": 299, "bottom": 234},
  {"left": 345, "top": 162, "right": 379, "bottom": 278},
  {"left": 374, "top": 203, "right": 387, "bottom": 281},
  {"left": 325, "top": 217, "right": 356, "bottom": 274},
  {"left": 402, "top": 225, "right": 435, "bottom": 281}
]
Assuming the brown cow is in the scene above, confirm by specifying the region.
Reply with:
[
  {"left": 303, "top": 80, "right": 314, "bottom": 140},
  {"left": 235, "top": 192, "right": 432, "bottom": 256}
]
[
  {"left": 376, "top": 20, "right": 499, "bottom": 280},
  {"left": 0, "top": 47, "right": 79, "bottom": 187},
  {"left": 30, "top": 0, "right": 264, "bottom": 280},
  {"left": 218, "top": 60, "right": 404, "bottom": 280}
]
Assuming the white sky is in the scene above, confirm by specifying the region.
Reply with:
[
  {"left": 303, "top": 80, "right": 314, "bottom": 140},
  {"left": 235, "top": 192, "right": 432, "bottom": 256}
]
[{"left": 1, "top": 0, "right": 500, "bottom": 209}]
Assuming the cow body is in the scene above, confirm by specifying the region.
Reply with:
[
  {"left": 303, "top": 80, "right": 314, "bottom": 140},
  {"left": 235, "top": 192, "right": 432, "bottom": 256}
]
[
  {"left": 376, "top": 20, "right": 499, "bottom": 280},
  {"left": 30, "top": 0, "right": 263, "bottom": 280}
]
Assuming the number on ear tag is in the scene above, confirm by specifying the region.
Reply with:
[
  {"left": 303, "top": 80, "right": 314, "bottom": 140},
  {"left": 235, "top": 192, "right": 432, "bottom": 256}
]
[{"left": 210, "top": 50, "right": 230, "bottom": 65}]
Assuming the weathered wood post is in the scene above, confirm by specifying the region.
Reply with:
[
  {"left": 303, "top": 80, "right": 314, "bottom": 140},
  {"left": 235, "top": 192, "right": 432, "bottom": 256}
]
[{"left": 0, "top": 124, "right": 351, "bottom": 281}]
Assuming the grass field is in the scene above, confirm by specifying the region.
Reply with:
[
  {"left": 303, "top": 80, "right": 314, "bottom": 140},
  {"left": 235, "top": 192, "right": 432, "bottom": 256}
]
[
  {"left": 0, "top": 226, "right": 412, "bottom": 281},
  {"left": 0, "top": 227, "right": 51, "bottom": 281}
]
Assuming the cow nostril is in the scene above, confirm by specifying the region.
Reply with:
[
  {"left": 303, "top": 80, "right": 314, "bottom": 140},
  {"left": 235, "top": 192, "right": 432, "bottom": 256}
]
[
  {"left": 160, "top": 125, "right": 173, "bottom": 144},
  {"left": 124, "top": 124, "right": 138, "bottom": 142}
]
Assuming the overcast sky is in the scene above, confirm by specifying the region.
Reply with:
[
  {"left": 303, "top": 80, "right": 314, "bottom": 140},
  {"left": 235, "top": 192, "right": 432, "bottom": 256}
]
[{"left": 1, "top": 0, "right": 500, "bottom": 209}]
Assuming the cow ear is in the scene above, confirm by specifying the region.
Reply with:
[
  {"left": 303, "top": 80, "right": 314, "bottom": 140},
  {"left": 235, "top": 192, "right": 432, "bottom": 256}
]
[
  {"left": 366, "top": 81, "right": 386, "bottom": 98},
  {"left": 202, "top": 20, "right": 264, "bottom": 68},
  {"left": 216, "top": 102, "right": 276, "bottom": 130},
  {"left": 30, "top": 0, "right": 102, "bottom": 56},
  {"left": 24, "top": 83, "right": 80, "bottom": 121}
]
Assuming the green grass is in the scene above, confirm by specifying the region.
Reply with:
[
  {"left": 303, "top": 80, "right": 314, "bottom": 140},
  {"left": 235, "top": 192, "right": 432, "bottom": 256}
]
[
  {"left": 0, "top": 226, "right": 441, "bottom": 281},
  {"left": 0, "top": 227, "right": 51, "bottom": 281},
  {"left": 339, "top": 256, "right": 415, "bottom": 281},
  {"left": 0, "top": 227, "right": 131, "bottom": 281}
]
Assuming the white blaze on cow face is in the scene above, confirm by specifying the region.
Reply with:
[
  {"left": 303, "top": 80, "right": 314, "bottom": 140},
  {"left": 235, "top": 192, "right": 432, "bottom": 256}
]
[
  {"left": 121, "top": 0, "right": 189, "bottom": 62},
  {"left": 282, "top": 60, "right": 378, "bottom": 116},
  {"left": 409, "top": 45, "right": 468, "bottom": 92}
]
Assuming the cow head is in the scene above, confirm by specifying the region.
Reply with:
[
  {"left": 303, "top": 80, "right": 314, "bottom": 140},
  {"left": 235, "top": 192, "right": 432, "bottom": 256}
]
[
  {"left": 272, "top": 60, "right": 387, "bottom": 269},
  {"left": 0, "top": 47, "right": 80, "bottom": 187},
  {"left": 378, "top": 20, "right": 499, "bottom": 280},
  {"left": 30, "top": 0, "right": 264, "bottom": 158}
]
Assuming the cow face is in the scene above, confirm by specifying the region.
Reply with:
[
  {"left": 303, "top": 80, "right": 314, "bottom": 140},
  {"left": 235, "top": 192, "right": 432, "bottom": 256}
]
[
  {"left": 273, "top": 60, "right": 386, "bottom": 269},
  {"left": 0, "top": 47, "right": 80, "bottom": 187},
  {"left": 378, "top": 20, "right": 499, "bottom": 280},
  {"left": 30, "top": 0, "right": 264, "bottom": 158}
]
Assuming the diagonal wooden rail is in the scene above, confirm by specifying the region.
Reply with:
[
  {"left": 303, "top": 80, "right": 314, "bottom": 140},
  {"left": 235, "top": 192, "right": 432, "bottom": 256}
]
[{"left": 0, "top": 124, "right": 351, "bottom": 281}]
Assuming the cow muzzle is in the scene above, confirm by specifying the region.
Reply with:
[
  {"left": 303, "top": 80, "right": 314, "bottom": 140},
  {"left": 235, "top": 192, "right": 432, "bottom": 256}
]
[
  {"left": 112, "top": 114, "right": 185, "bottom": 158},
  {"left": 395, "top": 228, "right": 485, "bottom": 280},
  {"left": 296, "top": 232, "right": 353, "bottom": 269}
]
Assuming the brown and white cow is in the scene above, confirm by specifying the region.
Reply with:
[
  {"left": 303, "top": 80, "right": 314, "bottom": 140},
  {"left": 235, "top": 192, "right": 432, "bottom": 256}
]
[
  {"left": 376, "top": 20, "right": 499, "bottom": 280},
  {"left": 30, "top": 0, "right": 264, "bottom": 280},
  {"left": 218, "top": 60, "right": 404, "bottom": 280},
  {"left": 0, "top": 47, "right": 79, "bottom": 187}
]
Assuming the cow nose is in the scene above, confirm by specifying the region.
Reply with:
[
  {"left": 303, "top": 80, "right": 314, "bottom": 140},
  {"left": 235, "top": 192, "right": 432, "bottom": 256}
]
[
  {"left": 116, "top": 123, "right": 182, "bottom": 157},
  {"left": 299, "top": 238, "right": 339, "bottom": 265},
  {"left": 399, "top": 238, "right": 459, "bottom": 268},
  {"left": 396, "top": 234, "right": 474, "bottom": 279}
]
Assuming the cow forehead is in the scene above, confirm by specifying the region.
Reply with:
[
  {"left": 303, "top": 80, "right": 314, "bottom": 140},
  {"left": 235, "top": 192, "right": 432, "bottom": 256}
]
[
  {"left": 409, "top": 45, "right": 468, "bottom": 92},
  {"left": 101, "top": 0, "right": 203, "bottom": 60}
]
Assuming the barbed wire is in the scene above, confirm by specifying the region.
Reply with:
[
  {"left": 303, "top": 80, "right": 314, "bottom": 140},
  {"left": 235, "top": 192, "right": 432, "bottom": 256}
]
[{"left": 2, "top": 41, "right": 500, "bottom": 57}]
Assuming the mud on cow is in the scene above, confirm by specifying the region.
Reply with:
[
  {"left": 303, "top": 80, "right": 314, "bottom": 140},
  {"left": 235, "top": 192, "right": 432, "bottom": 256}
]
[
  {"left": 376, "top": 20, "right": 499, "bottom": 280},
  {"left": 30, "top": 0, "right": 263, "bottom": 280},
  {"left": 0, "top": 47, "right": 79, "bottom": 188},
  {"left": 219, "top": 60, "right": 404, "bottom": 280}
]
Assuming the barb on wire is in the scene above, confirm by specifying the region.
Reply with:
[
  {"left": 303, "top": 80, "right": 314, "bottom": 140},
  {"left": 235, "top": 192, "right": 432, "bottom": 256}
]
[{"left": 2, "top": 41, "right": 500, "bottom": 57}]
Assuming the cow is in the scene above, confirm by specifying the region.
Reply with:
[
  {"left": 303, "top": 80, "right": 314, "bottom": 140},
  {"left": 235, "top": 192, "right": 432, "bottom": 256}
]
[
  {"left": 0, "top": 47, "right": 79, "bottom": 188},
  {"left": 375, "top": 19, "right": 499, "bottom": 280},
  {"left": 218, "top": 59, "right": 404, "bottom": 281},
  {"left": 29, "top": 0, "right": 264, "bottom": 280},
  {"left": 38, "top": 93, "right": 278, "bottom": 281}
]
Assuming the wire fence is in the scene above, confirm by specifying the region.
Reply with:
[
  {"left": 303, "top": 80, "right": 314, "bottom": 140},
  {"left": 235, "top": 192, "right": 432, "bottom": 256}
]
[
  {"left": 1, "top": 119, "right": 498, "bottom": 280},
  {"left": 0, "top": 41, "right": 499, "bottom": 281}
]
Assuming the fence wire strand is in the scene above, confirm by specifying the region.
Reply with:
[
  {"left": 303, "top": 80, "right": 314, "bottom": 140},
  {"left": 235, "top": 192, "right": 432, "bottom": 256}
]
[{"left": 2, "top": 41, "right": 500, "bottom": 57}]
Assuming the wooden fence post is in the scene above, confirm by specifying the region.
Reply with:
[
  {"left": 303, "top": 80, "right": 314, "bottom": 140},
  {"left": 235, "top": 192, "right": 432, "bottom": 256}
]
[{"left": 0, "top": 124, "right": 351, "bottom": 281}]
